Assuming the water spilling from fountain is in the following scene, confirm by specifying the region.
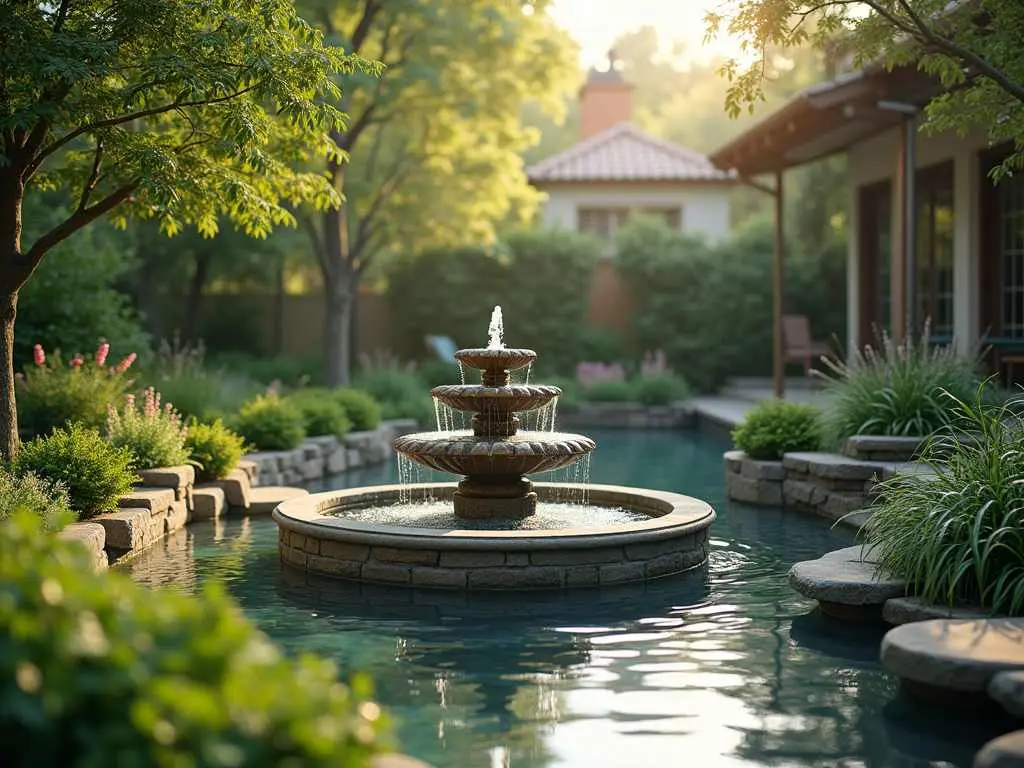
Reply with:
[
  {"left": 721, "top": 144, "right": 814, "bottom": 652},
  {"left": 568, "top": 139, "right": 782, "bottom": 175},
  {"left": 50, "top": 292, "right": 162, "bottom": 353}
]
[{"left": 272, "top": 306, "right": 716, "bottom": 590}]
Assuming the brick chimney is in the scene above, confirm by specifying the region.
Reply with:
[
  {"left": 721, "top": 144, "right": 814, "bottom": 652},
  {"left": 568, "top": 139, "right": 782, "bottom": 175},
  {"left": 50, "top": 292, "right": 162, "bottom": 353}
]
[{"left": 579, "top": 49, "right": 634, "bottom": 140}]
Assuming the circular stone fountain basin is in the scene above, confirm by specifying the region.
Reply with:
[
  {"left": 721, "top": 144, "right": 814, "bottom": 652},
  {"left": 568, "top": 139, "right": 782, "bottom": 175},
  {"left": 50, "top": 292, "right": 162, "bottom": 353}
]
[
  {"left": 273, "top": 482, "right": 715, "bottom": 590},
  {"left": 431, "top": 384, "right": 561, "bottom": 414},
  {"left": 392, "top": 431, "right": 596, "bottom": 476}
]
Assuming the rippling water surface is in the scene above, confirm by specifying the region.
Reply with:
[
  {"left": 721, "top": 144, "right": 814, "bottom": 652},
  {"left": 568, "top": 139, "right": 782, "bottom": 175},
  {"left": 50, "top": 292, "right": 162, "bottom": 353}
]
[{"left": 124, "top": 429, "right": 1003, "bottom": 767}]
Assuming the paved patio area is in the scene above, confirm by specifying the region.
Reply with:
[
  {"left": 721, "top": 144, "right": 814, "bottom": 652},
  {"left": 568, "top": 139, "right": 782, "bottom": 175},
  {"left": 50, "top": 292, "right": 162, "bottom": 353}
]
[{"left": 689, "top": 377, "right": 833, "bottom": 430}]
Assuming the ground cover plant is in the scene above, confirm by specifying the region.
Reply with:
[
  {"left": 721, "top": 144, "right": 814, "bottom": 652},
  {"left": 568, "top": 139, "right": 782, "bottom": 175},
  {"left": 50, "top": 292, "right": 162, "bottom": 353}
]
[{"left": 732, "top": 400, "right": 822, "bottom": 460}]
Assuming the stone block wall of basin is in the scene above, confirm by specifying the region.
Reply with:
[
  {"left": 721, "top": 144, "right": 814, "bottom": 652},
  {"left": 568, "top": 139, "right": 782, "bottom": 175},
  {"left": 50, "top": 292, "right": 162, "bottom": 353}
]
[{"left": 557, "top": 403, "right": 694, "bottom": 430}]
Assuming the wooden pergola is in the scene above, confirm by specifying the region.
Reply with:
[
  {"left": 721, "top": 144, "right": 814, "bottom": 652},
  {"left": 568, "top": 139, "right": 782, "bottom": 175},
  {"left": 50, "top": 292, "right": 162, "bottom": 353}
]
[{"left": 708, "top": 65, "right": 942, "bottom": 398}]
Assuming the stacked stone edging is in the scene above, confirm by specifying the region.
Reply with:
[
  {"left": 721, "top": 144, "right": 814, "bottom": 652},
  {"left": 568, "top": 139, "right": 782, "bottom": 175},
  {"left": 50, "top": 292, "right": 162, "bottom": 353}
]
[
  {"left": 842, "top": 435, "right": 925, "bottom": 463},
  {"left": 59, "top": 420, "right": 417, "bottom": 571},
  {"left": 245, "top": 419, "right": 418, "bottom": 485},
  {"left": 557, "top": 402, "right": 694, "bottom": 430}
]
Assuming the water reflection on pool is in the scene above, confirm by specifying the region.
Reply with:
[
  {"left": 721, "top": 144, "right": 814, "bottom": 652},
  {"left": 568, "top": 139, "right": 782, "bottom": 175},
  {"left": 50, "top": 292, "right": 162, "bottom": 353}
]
[{"left": 124, "top": 429, "right": 1003, "bottom": 767}]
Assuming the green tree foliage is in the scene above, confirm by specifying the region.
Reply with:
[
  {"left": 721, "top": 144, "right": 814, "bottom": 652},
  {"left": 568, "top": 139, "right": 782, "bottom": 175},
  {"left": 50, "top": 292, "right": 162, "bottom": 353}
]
[
  {"left": 615, "top": 216, "right": 846, "bottom": 391},
  {"left": 0, "top": 1, "right": 374, "bottom": 459},
  {"left": 706, "top": 0, "right": 1024, "bottom": 172},
  {"left": 297, "top": 0, "right": 579, "bottom": 385},
  {"left": 385, "top": 228, "right": 602, "bottom": 373}
]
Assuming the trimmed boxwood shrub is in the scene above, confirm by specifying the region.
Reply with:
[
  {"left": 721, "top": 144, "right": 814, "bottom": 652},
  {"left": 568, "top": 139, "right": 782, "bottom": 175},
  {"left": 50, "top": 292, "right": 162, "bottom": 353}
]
[
  {"left": 287, "top": 388, "right": 353, "bottom": 438},
  {"left": 15, "top": 423, "right": 138, "bottom": 517},
  {"left": 0, "top": 510, "right": 389, "bottom": 766},
  {"left": 333, "top": 388, "right": 382, "bottom": 432},
  {"left": 633, "top": 373, "right": 690, "bottom": 406},
  {"left": 186, "top": 420, "right": 247, "bottom": 482},
  {"left": 732, "top": 400, "right": 822, "bottom": 460},
  {"left": 231, "top": 395, "right": 306, "bottom": 451}
]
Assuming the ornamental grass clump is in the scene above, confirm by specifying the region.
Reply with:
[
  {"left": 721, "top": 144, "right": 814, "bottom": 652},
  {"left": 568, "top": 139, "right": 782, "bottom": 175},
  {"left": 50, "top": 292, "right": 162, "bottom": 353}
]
[
  {"left": 15, "top": 423, "right": 138, "bottom": 518},
  {"left": 0, "top": 510, "right": 388, "bottom": 766},
  {"left": 106, "top": 387, "right": 191, "bottom": 470},
  {"left": 16, "top": 341, "right": 137, "bottom": 436},
  {"left": 816, "top": 323, "right": 983, "bottom": 446},
  {"left": 732, "top": 399, "right": 822, "bottom": 460},
  {"left": 863, "top": 386, "right": 1024, "bottom": 615}
]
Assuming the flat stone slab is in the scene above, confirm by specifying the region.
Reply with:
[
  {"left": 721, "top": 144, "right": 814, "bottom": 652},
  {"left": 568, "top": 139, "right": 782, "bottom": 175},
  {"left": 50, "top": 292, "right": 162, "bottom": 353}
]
[
  {"left": 989, "top": 671, "right": 1024, "bottom": 718},
  {"left": 973, "top": 730, "right": 1024, "bottom": 768},
  {"left": 883, "top": 596, "right": 992, "bottom": 626},
  {"left": 249, "top": 486, "right": 308, "bottom": 515},
  {"left": 881, "top": 619, "right": 1024, "bottom": 692},
  {"left": 117, "top": 486, "right": 175, "bottom": 514},
  {"left": 783, "top": 451, "right": 891, "bottom": 481},
  {"left": 790, "top": 548, "right": 905, "bottom": 606},
  {"left": 192, "top": 486, "right": 227, "bottom": 520},
  {"left": 58, "top": 522, "right": 107, "bottom": 571},
  {"left": 136, "top": 466, "right": 195, "bottom": 490}
]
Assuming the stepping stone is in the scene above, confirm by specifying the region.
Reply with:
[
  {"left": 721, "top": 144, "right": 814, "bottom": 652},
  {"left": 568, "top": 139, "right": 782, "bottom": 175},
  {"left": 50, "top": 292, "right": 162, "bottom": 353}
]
[
  {"left": 974, "top": 731, "right": 1024, "bottom": 768},
  {"left": 881, "top": 619, "right": 1024, "bottom": 694},
  {"left": 990, "top": 671, "right": 1024, "bottom": 718},
  {"left": 248, "top": 486, "right": 309, "bottom": 515},
  {"left": 883, "top": 596, "right": 991, "bottom": 626},
  {"left": 789, "top": 546, "right": 906, "bottom": 620}
]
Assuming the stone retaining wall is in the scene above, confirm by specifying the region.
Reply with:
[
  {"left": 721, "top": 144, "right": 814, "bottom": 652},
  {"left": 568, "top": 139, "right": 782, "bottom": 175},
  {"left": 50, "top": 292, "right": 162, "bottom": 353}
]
[
  {"left": 557, "top": 403, "right": 694, "bottom": 430},
  {"left": 842, "top": 435, "right": 925, "bottom": 463},
  {"left": 58, "top": 420, "right": 416, "bottom": 571}
]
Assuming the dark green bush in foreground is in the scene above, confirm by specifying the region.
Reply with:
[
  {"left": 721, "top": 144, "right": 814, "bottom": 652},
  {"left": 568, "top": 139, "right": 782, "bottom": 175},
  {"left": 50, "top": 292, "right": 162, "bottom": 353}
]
[
  {"left": 15, "top": 424, "right": 138, "bottom": 518},
  {"left": 0, "top": 511, "right": 388, "bottom": 767},
  {"left": 864, "top": 388, "right": 1024, "bottom": 614},
  {"left": 186, "top": 420, "right": 247, "bottom": 482},
  {"left": 231, "top": 395, "right": 306, "bottom": 451},
  {"left": 732, "top": 400, "right": 822, "bottom": 460}
]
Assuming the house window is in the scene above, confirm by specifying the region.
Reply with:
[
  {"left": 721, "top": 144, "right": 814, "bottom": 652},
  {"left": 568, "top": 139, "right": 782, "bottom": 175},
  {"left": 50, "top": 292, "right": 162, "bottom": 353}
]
[
  {"left": 915, "top": 163, "right": 955, "bottom": 337},
  {"left": 577, "top": 206, "right": 683, "bottom": 239},
  {"left": 1000, "top": 172, "right": 1024, "bottom": 338}
]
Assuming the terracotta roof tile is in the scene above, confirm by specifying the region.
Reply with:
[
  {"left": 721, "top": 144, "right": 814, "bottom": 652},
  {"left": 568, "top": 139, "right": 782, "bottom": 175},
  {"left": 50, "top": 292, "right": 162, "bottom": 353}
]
[{"left": 527, "top": 122, "right": 736, "bottom": 184}]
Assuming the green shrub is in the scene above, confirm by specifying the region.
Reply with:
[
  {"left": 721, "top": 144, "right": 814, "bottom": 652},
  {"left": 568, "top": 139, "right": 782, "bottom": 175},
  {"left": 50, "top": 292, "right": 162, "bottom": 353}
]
[
  {"left": 16, "top": 342, "right": 137, "bottom": 437},
  {"left": 231, "top": 395, "right": 306, "bottom": 451},
  {"left": 333, "top": 388, "right": 383, "bottom": 432},
  {"left": 353, "top": 369, "right": 430, "bottom": 426},
  {"left": 732, "top": 400, "right": 822, "bottom": 460},
  {"left": 185, "top": 420, "right": 247, "bottom": 482},
  {"left": 817, "top": 325, "right": 984, "bottom": 445},
  {"left": 580, "top": 379, "right": 635, "bottom": 403},
  {"left": 287, "top": 388, "right": 353, "bottom": 438},
  {"left": 0, "top": 510, "right": 388, "bottom": 766},
  {"left": 15, "top": 424, "right": 138, "bottom": 517},
  {"left": 633, "top": 372, "right": 690, "bottom": 406},
  {"left": 0, "top": 469, "right": 74, "bottom": 532},
  {"left": 105, "top": 387, "right": 191, "bottom": 470},
  {"left": 862, "top": 387, "right": 1024, "bottom": 614}
]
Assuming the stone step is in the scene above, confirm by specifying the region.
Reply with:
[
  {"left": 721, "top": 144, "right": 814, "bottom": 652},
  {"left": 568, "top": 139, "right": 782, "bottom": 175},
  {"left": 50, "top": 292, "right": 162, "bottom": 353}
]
[
  {"left": 118, "top": 486, "right": 175, "bottom": 514},
  {"left": 783, "top": 451, "right": 899, "bottom": 482},
  {"left": 249, "top": 486, "right": 309, "bottom": 515},
  {"left": 883, "top": 596, "right": 992, "bottom": 626},
  {"left": 789, "top": 546, "right": 907, "bottom": 620},
  {"left": 58, "top": 522, "right": 107, "bottom": 571},
  {"left": 842, "top": 435, "right": 925, "bottom": 463},
  {"left": 989, "top": 671, "right": 1024, "bottom": 718},
  {"left": 974, "top": 731, "right": 1024, "bottom": 768},
  {"left": 192, "top": 485, "right": 227, "bottom": 521}
]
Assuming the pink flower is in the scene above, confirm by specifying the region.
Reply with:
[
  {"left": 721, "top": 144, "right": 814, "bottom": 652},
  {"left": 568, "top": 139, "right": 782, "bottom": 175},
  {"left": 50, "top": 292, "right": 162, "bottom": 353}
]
[
  {"left": 95, "top": 342, "right": 110, "bottom": 367},
  {"left": 115, "top": 352, "right": 137, "bottom": 373},
  {"left": 69, "top": 355, "right": 84, "bottom": 368},
  {"left": 33, "top": 344, "right": 45, "bottom": 366}
]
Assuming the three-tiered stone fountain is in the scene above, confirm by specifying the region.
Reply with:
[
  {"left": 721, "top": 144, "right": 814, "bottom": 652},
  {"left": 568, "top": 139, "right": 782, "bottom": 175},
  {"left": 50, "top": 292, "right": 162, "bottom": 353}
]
[{"left": 273, "top": 307, "right": 715, "bottom": 590}]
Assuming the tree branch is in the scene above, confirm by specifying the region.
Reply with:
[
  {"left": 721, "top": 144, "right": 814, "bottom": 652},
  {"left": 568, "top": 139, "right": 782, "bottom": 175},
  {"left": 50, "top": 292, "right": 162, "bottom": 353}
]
[
  {"left": 51, "top": 0, "right": 72, "bottom": 33},
  {"left": 893, "top": 0, "right": 1024, "bottom": 104},
  {"left": 349, "top": 0, "right": 383, "bottom": 53},
  {"left": 76, "top": 138, "right": 104, "bottom": 212},
  {"left": 298, "top": 211, "right": 328, "bottom": 277},
  {"left": 27, "top": 84, "right": 260, "bottom": 177},
  {"left": 17, "top": 183, "right": 136, "bottom": 289}
]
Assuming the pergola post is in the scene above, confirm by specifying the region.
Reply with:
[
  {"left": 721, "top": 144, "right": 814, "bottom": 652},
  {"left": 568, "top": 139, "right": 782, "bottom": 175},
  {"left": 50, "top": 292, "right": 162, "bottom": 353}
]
[
  {"left": 772, "top": 169, "right": 786, "bottom": 399},
  {"left": 891, "top": 119, "right": 909, "bottom": 343}
]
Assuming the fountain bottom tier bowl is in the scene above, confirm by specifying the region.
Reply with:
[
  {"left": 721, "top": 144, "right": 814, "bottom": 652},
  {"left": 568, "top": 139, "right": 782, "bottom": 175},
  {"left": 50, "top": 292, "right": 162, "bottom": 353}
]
[{"left": 273, "top": 483, "right": 716, "bottom": 590}]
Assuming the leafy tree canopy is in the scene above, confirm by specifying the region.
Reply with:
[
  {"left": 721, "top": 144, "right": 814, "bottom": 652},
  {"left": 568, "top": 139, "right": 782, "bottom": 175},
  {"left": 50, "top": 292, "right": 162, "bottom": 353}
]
[{"left": 706, "top": 0, "right": 1024, "bottom": 173}]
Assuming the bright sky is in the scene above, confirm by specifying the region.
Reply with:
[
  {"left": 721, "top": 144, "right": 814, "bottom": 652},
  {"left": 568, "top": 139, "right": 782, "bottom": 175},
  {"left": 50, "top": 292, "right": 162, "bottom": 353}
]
[{"left": 547, "top": 0, "right": 745, "bottom": 68}]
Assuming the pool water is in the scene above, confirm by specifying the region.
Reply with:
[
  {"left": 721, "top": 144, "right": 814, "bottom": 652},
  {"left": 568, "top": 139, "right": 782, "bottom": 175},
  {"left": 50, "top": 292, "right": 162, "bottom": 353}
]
[{"left": 124, "top": 429, "right": 1004, "bottom": 767}]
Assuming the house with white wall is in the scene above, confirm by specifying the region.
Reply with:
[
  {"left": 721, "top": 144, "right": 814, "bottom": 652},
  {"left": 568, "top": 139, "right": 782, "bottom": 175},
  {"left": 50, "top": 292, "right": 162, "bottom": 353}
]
[
  {"left": 527, "top": 56, "right": 736, "bottom": 245},
  {"left": 710, "top": 62, "right": 1024, "bottom": 388}
]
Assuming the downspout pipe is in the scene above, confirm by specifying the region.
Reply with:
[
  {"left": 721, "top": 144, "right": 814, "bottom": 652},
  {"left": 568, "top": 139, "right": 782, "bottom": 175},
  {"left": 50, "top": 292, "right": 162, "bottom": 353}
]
[{"left": 878, "top": 100, "right": 920, "bottom": 339}]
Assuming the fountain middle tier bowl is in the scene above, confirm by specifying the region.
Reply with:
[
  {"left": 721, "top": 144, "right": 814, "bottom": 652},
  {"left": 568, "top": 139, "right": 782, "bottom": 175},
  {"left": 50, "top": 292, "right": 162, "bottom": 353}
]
[
  {"left": 393, "top": 430, "right": 595, "bottom": 476},
  {"left": 431, "top": 384, "right": 561, "bottom": 414},
  {"left": 272, "top": 482, "right": 716, "bottom": 590},
  {"left": 454, "top": 347, "right": 536, "bottom": 372}
]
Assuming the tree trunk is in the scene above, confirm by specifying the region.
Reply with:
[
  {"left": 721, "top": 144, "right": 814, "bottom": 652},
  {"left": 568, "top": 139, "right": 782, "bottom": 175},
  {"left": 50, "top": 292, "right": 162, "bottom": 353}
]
[
  {"left": 324, "top": 272, "right": 355, "bottom": 387},
  {"left": 0, "top": 288, "right": 19, "bottom": 459},
  {"left": 183, "top": 250, "right": 210, "bottom": 342},
  {"left": 273, "top": 260, "right": 285, "bottom": 356}
]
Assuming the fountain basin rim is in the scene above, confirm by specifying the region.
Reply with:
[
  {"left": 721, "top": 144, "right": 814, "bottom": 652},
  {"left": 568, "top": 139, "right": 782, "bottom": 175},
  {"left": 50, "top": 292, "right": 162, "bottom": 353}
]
[{"left": 273, "top": 482, "right": 715, "bottom": 551}]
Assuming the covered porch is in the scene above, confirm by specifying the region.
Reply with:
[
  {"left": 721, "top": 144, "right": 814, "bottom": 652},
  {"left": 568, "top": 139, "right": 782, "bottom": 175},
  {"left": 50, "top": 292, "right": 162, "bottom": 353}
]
[{"left": 709, "top": 63, "right": 1024, "bottom": 396}]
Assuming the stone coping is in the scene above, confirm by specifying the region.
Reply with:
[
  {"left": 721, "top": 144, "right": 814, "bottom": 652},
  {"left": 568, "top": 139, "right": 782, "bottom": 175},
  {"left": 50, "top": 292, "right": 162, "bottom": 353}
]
[{"left": 274, "top": 482, "right": 715, "bottom": 551}]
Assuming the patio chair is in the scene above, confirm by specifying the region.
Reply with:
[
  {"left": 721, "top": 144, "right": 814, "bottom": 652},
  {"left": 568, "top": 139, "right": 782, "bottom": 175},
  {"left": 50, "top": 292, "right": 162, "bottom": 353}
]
[
  {"left": 425, "top": 335, "right": 459, "bottom": 362},
  {"left": 782, "top": 314, "right": 831, "bottom": 376}
]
